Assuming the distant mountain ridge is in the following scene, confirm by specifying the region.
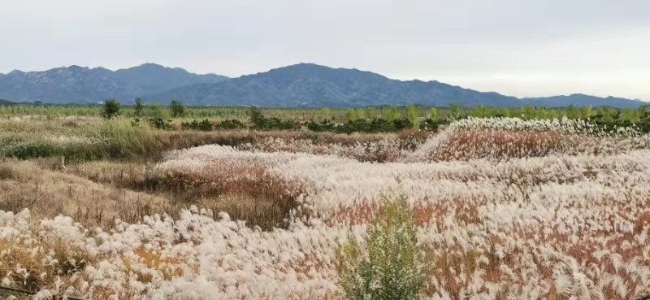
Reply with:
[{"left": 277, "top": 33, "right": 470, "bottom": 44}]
[
  {"left": 150, "top": 63, "right": 645, "bottom": 108},
  {"left": 0, "top": 63, "right": 645, "bottom": 108},
  {"left": 521, "top": 93, "right": 643, "bottom": 108},
  {"left": 0, "top": 99, "right": 16, "bottom": 106},
  {"left": 0, "top": 63, "right": 228, "bottom": 104}
]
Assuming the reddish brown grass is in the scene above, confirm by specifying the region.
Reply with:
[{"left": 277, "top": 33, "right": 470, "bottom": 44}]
[{"left": 430, "top": 130, "right": 581, "bottom": 161}]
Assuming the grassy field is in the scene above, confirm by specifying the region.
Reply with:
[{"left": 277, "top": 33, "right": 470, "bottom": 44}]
[
  {"left": 1, "top": 107, "right": 650, "bottom": 299},
  {"left": 1, "top": 102, "right": 649, "bottom": 122},
  {"left": 0, "top": 104, "right": 426, "bottom": 121}
]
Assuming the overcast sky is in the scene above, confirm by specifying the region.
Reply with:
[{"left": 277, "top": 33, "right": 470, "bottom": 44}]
[{"left": 1, "top": 0, "right": 649, "bottom": 100}]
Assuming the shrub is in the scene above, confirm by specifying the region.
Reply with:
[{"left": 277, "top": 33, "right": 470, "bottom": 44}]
[
  {"left": 419, "top": 118, "right": 439, "bottom": 131},
  {"left": 309, "top": 118, "right": 417, "bottom": 134},
  {"left": 216, "top": 119, "right": 245, "bottom": 130},
  {"left": 197, "top": 119, "right": 213, "bottom": 131},
  {"left": 370, "top": 119, "right": 395, "bottom": 132},
  {"left": 247, "top": 107, "right": 301, "bottom": 131},
  {"left": 308, "top": 119, "right": 335, "bottom": 132},
  {"left": 181, "top": 119, "right": 213, "bottom": 131},
  {"left": 4, "top": 142, "right": 102, "bottom": 162},
  {"left": 103, "top": 99, "right": 121, "bottom": 119},
  {"left": 148, "top": 116, "right": 172, "bottom": 130},
  {"left": 143, "top": 104, "right": 173, "bottom": 130},
  {"left": 334, "top": 119, "right": 370, "bottom": 134},
  {"left": 392, "top": 118, "right": 413, "bottom": 131},
  {"left": 337, "top": 191, "right": 426, "bottom": 300},
  {"left": 255, "top": 117, "right": 283, "bottom": 130}
]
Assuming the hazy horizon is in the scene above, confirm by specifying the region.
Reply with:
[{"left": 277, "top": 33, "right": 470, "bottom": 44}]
[{"left": 2, "top": 0, "right": 649, "bottom": 100}]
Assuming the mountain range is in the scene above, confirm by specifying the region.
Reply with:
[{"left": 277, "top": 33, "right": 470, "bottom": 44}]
[
  {"left": 0, "top": 63, "right": 645, "bottom": 108},
  {"left": 0, "top": 99, "right": 15, "bottom": 106},
  {"left": 0, "top": 63, "right": 227, "bottom": 104}
]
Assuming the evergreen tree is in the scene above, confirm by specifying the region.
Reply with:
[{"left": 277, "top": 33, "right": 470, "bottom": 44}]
[
  {"left": 170, "top": 99, "right": 185, "bottom": 118},
  {"left": 102, "top": 99, "right": 121, "bottom": 119}
]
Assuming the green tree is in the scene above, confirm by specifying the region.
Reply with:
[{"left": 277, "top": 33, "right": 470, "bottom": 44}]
[
  {"left": 134, "top": 98, "right": 144, "bottom": 117},
  {"left": 337, "top": 190, "right": 426, "bottom": 300},
  {"left": 386, "top": 107, "right": 400, "bottom": 121},
  {"left": 429, "top": 107, "right": 439, "bottom": 122},
  {"left": 356, "top": 108, "right": 366, "bottom": 120},
  {"left": 637, "top": 104, "right": 650, "bottom": 118},
  {"left": 169, "top": 99, "right": 185, "bottom": 118},
  {"left": 407, "top": 105, "right": 420, "bottom": 128},
  {"left": 565, "top": 105, "right": 578, "bottom": 119},
  {"left": 449, "top": 103, "right": 462, "bottom": 120},
  {"left": 597, "top": 107, "right": 616, "bottom": 123},
  {"left": 471, "top": 105, "right": 488, "bottom": 118},
  {"left": 102, "top": 99, "right": 121, "bottom": 119},
  {"left": 537, "top": 107, "right": 549, "bottom": 119},
  {"left": 522, "top": 104, "right": 534, "bottom": 120},
  {"left": 346, "top": 109, "right": 359, "bottom": 121},
  {"left": 579, "top": 106, "right": 593, "bottom": 120},
  {"left": 319, "top": 107, "right": 331, "bottom": 120},
  {"left": 247, "top": 106, "right": 265, "bottom": 127},
  {"left": 364, "top": 107, "right": 379, "bottom": 119}
]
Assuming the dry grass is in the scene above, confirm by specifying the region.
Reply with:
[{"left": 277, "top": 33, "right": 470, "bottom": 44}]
[
  {"left": 397, "top": 128, "right": 432, "bottom": 150},
  {"left": 326, "top": 197, "right": 482, "bottom": 228},
  {"left": 131, "top": 161, "right": 308, "bottom": 230},
  {"left": 2, "top": 116, "right": 649, "bottom": 299},
  {"left": 0, "top": 157, "right": 308, "bottom": 231},
  {"left": 0, "top": 237, "right": 92, "bottom": 294},
  {"left": 0, "top": 159, "right": 168, "bottom": 228},
  {"left": 122, "top": 248, "right": 190, "bottom": 283}
]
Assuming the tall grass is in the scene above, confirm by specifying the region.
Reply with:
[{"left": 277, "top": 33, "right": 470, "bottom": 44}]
[
  {"left": 92, "top": 118, "right": 160, "bottom": 160},
  {"left": 1, "top": 118, "right": 162, "bottom": 162}
]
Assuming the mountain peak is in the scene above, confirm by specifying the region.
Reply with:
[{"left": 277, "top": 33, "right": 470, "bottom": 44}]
[
  {"left": 7, "top": 70, "right": 24, "bottom": 76},
  {"left": 118, "top": 63, "right": 170, "bottom": 72},
  {"left": 271, "top": 63, "right": 376, "bottom": 74},
  {"left": 286, "top": 62, "right": 328, "bottom": 69},
  {"left": 266, "top": 63, "right": 332, "bottom": 73},
  {"left": 64, "top": 65, "right": 89, "bottom": 72},
  {"left": 136, "top": 63, "right": 174, "bottom": 70},
  {"left": 568, "top": 93, "right": 590, "bottom": 97},
  {"left": 139, "top": 63, "right": 164, "bottom": 68},
  {"left": 261, "top": 63, "right": 389, "bottom": 83}
]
